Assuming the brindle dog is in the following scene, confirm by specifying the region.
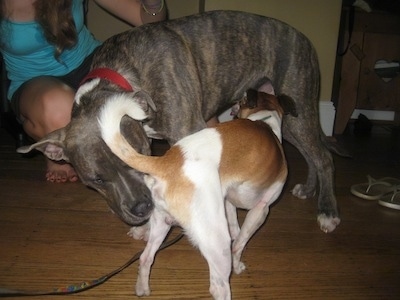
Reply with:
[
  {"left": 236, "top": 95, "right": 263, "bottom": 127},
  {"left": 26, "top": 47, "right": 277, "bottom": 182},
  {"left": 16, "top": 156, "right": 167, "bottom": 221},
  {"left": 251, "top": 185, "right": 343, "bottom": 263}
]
[{"left": 18, "top": 10, "right": 342, "bottom": 232}]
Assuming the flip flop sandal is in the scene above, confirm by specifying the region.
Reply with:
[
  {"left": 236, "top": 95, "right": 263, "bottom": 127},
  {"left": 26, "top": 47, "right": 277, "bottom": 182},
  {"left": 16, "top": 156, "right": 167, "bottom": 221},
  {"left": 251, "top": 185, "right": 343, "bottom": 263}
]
[
  {"left": 378, "top": 177, "right": 400, "bottom": 186},
  {"left": 378, "top": 186, "right": 400, "bottom": 210},
  {"left": 350, "top": 175, "right": 400, "bottom": 200}
]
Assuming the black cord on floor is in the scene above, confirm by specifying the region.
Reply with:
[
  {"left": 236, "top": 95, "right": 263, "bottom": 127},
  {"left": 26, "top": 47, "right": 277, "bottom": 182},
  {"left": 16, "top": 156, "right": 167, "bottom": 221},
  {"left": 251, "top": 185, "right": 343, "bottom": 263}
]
[{"left": 0, "top": 232, "right": 184, "bottom": 297}]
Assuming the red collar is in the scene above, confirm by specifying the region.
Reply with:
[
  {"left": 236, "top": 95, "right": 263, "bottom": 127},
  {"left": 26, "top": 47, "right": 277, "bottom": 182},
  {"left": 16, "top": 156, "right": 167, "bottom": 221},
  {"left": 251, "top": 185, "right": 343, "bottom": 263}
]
[{"left": 80, "top": 68, "right": 134, "bottom": 92}]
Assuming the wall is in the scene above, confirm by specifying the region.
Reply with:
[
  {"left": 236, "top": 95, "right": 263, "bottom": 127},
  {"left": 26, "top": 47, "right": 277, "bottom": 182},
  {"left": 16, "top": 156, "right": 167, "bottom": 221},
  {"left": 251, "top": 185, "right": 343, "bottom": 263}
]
[
  {"left": 86, "top": 0, "right": 199, "bottom": 40},
  {"left": 86, "top": 0, "right": 342, "bottom": 135}
]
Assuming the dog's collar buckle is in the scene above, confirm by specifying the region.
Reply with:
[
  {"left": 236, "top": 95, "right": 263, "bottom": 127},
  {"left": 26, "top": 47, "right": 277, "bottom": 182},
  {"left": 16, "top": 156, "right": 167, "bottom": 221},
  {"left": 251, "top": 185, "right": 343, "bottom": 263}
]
[{"left": 80, "top": 68, "right": 134, "bottom": 92}]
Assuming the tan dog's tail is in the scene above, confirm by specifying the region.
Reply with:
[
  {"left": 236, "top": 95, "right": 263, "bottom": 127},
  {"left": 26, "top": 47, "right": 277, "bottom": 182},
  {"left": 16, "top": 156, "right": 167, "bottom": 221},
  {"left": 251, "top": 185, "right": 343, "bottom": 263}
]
[{"left": 99, "top": 94, "right": 162, "bottom": 175}]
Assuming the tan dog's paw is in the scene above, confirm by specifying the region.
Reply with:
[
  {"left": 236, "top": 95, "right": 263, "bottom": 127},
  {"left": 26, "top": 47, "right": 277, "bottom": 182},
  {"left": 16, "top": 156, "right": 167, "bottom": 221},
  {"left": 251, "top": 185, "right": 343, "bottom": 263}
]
[
  {"left": 233, "top": 261, "right": 246, "bottom": 275},
  {"left": 136, "top": 278, "right": 151, "bottom": 296},
  {"left": 233, "top": 254, "right": 246, "bottom": 275}
]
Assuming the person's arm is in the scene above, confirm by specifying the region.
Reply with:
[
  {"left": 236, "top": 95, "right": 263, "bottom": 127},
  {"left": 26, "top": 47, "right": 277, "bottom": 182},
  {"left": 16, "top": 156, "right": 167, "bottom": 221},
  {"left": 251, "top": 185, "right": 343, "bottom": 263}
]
[{"left": 93, "top": 0, "right": 166, "bottom": 26}]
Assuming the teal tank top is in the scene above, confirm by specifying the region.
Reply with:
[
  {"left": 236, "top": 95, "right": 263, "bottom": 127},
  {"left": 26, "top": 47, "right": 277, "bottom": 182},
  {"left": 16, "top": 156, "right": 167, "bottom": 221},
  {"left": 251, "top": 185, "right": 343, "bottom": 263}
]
[{"left": 0, "top": 0, "right": 101, "bottom": 99}]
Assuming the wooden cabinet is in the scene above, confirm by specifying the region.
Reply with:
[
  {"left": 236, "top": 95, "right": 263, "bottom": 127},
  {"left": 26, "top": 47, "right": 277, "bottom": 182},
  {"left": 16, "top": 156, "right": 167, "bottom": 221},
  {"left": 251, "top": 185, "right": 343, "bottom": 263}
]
[
  {"left": 358, "top": 33, "right": 400, "bottom": 110},
  {"left": 333, "top": 8, "right": 400, "bottom": 134}
]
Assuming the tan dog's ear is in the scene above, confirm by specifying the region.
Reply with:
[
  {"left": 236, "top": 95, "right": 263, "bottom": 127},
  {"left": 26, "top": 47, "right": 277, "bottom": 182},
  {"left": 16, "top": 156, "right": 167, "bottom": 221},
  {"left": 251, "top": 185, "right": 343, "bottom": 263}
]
[
  {"left": 278, "top": 94, "right": 298, "bottom": 117},
  {"left": 245, "top": 89, "right": 259, "bottom": 109}
]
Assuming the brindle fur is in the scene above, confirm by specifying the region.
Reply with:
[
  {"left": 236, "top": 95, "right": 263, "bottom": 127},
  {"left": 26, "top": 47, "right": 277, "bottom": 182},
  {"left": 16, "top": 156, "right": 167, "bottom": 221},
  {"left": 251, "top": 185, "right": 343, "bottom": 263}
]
[{"left": 18, "top": 11, "right": 341, "bottom": 232}]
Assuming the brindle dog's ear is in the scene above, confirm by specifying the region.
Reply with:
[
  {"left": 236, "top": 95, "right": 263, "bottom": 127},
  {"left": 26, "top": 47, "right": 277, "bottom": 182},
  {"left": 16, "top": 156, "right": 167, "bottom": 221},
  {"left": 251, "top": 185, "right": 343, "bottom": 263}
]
[
  {"left": 131, "top": 90, "right": 157, "bottom": 112},
  {"left": 278, "top": 94, "right": 298, "bottom": 117},
  {"left": 245, "top": 89, "right": 259, "bottom": 109},
  {"left": 16, "top": 128, "right": 69, "bottom": 162}
]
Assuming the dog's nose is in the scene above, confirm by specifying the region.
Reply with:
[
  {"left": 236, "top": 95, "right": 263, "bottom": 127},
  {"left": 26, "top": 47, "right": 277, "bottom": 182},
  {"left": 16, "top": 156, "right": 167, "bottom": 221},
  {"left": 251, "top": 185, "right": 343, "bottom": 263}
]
[{"left": 131, "top": 201, "right": 153, "bottom": 217}]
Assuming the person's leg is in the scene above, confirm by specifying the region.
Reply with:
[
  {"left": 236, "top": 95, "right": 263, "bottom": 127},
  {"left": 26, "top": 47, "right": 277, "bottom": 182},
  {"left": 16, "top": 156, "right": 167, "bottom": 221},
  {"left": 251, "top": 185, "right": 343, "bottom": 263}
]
[{"left": 18, "top": 76, "right": 78, "bottom": 183}]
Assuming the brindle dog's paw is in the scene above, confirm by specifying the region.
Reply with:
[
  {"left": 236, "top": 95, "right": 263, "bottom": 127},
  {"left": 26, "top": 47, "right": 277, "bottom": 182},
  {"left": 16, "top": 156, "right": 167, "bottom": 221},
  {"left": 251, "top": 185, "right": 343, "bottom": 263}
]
[
  {"left": 317, "top": 214, "right": 341, "bottom": 233},
  {"left": 291, "top": 183, "right": 316, "bottom": 199},
  {"left": 127, "top": 224, "right": 150, "bottom": 241}
]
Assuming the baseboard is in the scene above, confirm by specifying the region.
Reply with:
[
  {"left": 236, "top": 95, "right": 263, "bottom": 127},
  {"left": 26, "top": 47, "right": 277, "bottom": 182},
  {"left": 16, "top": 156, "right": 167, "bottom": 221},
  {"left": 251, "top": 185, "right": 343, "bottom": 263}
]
[
  {"left": 319, "top": 101, "right": 335, "bottom": 136},
  {"left": 219, "top": 100, "right": 336, "bottom": 137},
  {"left": 351, "top": 109, "right": 395, "bottom": 121}
]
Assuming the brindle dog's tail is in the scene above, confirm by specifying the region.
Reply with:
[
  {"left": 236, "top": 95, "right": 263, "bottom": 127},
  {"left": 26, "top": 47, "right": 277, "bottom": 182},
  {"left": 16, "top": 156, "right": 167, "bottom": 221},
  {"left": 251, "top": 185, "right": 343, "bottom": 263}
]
[
  {"left": 275, "top": 93, "right": 352, "bottom": 158},
  {"left": 99, "top": 95, "right": 163, "bottom": 175},
  {"left": 321, "top": 134, "right": 353, "bottom": 158}
]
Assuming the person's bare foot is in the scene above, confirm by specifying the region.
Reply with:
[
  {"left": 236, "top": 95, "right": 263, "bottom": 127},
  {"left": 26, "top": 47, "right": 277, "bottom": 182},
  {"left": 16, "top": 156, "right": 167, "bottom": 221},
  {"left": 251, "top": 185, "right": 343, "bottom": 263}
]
[{"left": 45, "top": 159, "right": 79, "bottom": 183}]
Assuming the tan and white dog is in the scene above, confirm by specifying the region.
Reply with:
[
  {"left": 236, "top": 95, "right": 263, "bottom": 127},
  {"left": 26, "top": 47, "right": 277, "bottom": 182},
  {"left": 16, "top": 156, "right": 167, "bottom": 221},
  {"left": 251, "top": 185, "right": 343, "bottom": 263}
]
[{"left": 99, "top": 91, "right": 288, "bottom": 300}]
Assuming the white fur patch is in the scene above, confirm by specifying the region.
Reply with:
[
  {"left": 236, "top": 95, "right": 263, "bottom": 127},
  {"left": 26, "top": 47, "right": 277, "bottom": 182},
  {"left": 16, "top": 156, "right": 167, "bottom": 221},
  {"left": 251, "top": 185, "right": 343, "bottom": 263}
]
[
  {"left": 177, "top": 128, "right": 223, "bottom": 170},
  {"left": 99, "top": 94, "right": 148, "bottom": 145},
  {"left": 179, "top": 128, "right": 224, "bottom": 213},
  {"left": 143, "top": 124, "right": 162, "bottom": 139},
  {"left": 317, "top": 214, "right": 341, "bottom": 233},
  {"left": 176, "top": 129, "right": 228, "bottom": 247},
  {"left": 248, "top": 110, "right": 282, "bottom": 143},
  {"left": 75, "top": 79, "right": 100, "bottom": 105}
]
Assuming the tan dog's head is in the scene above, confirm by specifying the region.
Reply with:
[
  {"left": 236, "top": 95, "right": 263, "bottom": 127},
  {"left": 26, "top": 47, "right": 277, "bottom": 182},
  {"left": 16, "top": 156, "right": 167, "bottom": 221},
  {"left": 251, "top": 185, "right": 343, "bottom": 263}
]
[{"left": 232, "top": 89, "right": 298, "bottom": 119}]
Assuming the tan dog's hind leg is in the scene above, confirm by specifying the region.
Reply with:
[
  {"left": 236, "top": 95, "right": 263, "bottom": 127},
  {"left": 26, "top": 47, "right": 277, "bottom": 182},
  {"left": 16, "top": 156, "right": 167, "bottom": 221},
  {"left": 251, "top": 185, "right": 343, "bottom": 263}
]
[
  {"left": 231, "top": 182, "right": 285, "bottom": 275},
  {"left": 188, "top": 187, "right": 232, "bottom": 299},
  {"left": 232, "top": 203, "right": 270, "bottom": 274},
  {"left": 225, "top": 201, "right": 240, "bottom": 241},
  {"left": 191, "top": 221, "right": 232, "bottom": 300}
]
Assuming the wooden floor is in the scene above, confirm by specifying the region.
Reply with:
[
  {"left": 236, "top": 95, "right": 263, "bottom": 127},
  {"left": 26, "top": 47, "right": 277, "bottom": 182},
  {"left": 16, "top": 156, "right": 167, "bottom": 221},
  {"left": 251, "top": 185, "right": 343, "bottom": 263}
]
[{"left": 0, "top": 123, "right": 399, "bottom": 300}]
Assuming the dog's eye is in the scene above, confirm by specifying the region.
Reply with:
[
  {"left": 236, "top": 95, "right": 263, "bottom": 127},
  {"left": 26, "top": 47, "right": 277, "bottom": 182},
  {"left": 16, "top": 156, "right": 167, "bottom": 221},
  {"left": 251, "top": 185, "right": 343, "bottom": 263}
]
[{"left": 94, "top": 176, "right": 104, "bottom": 185}]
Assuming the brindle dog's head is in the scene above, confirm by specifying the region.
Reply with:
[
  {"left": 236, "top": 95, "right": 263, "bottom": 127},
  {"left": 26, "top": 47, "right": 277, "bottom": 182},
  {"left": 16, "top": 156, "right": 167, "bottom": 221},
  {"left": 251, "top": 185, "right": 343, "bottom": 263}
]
[{"left": 17, "top": 80, "right": 157, "bottom": 226}]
